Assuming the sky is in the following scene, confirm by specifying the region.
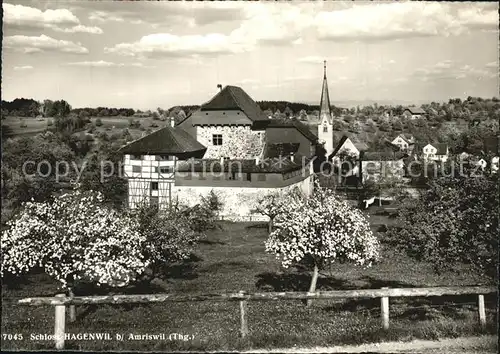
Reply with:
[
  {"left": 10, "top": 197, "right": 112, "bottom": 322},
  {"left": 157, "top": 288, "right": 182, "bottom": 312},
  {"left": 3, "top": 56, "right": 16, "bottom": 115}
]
[{"left": 2, "top": 1, "right": 499, "bottom": 110}]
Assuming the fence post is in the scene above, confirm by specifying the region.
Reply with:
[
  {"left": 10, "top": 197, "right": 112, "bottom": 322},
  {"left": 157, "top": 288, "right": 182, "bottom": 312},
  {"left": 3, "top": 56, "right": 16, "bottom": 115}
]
[
  {"left": 381, "top": 287, "right": 389, "bottom": 330},
  {"left": 478, "top": 294, "right": 486, "bottom": 329},
  {"left": 239, "top": 291, "right": 249, "bottom": 338},
  {"left": 54, "top": 294, "right": 66, "bottom": 350},
  {"left": 68, "top": 288, "right": 76, "bottom": 323}
]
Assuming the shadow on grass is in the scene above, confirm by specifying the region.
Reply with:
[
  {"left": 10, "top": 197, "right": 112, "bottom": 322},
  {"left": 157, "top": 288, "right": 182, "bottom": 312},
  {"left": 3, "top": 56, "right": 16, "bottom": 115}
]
[
  {"left": 255, "top": 271, "right": 354, "bottom": 292},
  {"left": 245, "top": 222, "right": 268, "bottom": 230},
  {"left": 199, "top": 239, "right": 226, "bottom": 246}
]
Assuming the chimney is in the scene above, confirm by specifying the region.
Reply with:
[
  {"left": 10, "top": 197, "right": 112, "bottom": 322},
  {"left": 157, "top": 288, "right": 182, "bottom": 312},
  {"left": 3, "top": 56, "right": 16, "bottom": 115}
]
[
  {"left": 290, "top": 152, "right": 295, "bottom": 163},
  {"left": 170, "top": 117, "right": 175, "bottom": 128},
  {"left": 217, "top": 84, "right": 222, "bottom": 92}
]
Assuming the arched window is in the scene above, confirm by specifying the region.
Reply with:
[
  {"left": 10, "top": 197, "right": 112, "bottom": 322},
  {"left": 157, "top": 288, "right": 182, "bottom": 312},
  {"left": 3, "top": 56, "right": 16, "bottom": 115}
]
[{"left": 323, "top": 124, "right": 328, "bottom": 133}]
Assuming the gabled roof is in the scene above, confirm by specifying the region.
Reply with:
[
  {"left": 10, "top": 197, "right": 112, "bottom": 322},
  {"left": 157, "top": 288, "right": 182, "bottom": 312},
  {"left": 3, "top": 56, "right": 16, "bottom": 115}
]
[
  {"left": 393, "top": 134, "right": 415, "bottom": 144},
  {"left": 119, "top": 126, "right": 206, "bottom": 155},
  {"left": 330, "top": 135, "right": 368, "bottom": 158},
  {"left": 264, "top": 118, "right": 318, "bottom": 143},
  {"left": 404, "top": 107, "right": 426, "bottom": 114},
  {"left": 200, "top": 85, "right": 268, "bottom": 122},
  {"left": 416, "top": 143, "right": 448, "bottom": 155}
]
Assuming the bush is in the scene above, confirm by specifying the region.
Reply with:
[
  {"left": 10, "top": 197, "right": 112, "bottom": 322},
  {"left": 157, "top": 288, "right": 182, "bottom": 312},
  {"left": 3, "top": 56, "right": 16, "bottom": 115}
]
[
  {"left": 150, "top": 122, "right": 159, "bottom": 128},
  {"left": 178, "top": 190, "right": 224, "bottom": 233},
  {"left": 95, "top": 118, "right": 103, "bottom": 127},
  {"left": 19, "top": 120, "right": 27, "bottom": 128}
]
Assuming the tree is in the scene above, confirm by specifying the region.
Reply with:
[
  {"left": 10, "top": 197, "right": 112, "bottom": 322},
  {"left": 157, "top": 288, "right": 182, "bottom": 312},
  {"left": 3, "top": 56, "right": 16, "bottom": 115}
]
[
  {"left": 257, "top": 189, "right": 301, "bottom": 233},
  {"left": 1, "top": 189, "right": 149, "bottom": 290},
  {"left": 265, "top": 185, "right": 380, "bottom": 306},
  {"left": 388, "top": 170, "right": 498, "bottom": 279},
  {"left": 299, "top": 109, "right": 308, "bottom": 121},
  {"left": 95, "top": 118, "right": 103, "bottom": 127}
]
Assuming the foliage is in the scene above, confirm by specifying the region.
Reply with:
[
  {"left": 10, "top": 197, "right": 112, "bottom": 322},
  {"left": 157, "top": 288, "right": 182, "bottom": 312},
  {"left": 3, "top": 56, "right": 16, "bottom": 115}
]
[
  {"left": 1, "top": 189, "right": 149, "bottom": 288},
  {"left": 134, "top": 204, "right": 201, "bottom": 273},
  {"left": 265, "top": 184, "right": 380, "bottom": 270},
  {"left": 388, "top": 170, "right": 499, "bottom": 279},
  {"left": 95, "top": 117, "right": 103, "bottom": 127},
  {"left": 179, "top": 190, "right": 224, "bottom": 233}
]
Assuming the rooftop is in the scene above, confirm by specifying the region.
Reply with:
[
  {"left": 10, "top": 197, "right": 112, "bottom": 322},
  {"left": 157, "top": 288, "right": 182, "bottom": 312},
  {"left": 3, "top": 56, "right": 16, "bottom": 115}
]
[
  {"left": 200, "top": 85, "right": 268, "bottom": 122},
  {"left": 119, "top": 126, "right": 206, "bottom": 155}
]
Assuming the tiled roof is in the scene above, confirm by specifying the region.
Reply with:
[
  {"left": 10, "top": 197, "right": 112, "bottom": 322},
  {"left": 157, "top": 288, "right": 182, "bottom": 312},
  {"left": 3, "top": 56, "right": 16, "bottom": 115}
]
[
  {"left": 176, "top": 157, "right": 306, "bottom": 174},
  {"left": 200, "top": 85, "right": 268, "bottom": 122},
  {"left": 361, "top": 151, "right": 407, "bottom": 161},
  {"left": 263, "top": 142, "right": 300, "bottom": 158},
  {"left": 330, "top": 135, "right": 368, "bottom": 157},
  {"left": 263, "top": 118, "right": 318, "bottom": 143},
  {"left": 119, "top": 126, "right": 207, "bottom": 155}
]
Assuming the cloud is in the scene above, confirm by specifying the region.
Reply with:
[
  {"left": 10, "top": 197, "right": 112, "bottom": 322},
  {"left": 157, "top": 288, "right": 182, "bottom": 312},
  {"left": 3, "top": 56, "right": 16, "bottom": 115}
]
[
  {"left": 65, "top": 60, "right": 153, "bottom": 68},
  {"left": 53, "top": 24, "right": 103, "bottom": 34},
  {"left": 14, "top": 65, "right": 34, "bottom": 71},
  {"left": 314, "top": 2, "right": 498, "bottom": 41},
  {"left": 88, "top": 2, "right": 245, "bottom": 27},
  {"left": 3, "top": 3, "right": 103, "bottom": 34},
  {"left": 485, "top": 61, "right": 498, "bottom": 69},
  {"left": 4, "top": 34, "right": 89, "bottom": 54},
  {"left": 413, "top": 60, "right": 496, "bottom": 81},
  {"left": 104, "top": 33, "right": 249, "bottom": 58}
]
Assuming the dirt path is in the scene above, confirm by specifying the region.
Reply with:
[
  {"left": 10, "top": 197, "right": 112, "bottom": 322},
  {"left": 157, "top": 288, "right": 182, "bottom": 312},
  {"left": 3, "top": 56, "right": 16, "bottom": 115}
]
[{"left": 244, "top": 335, "right": 497, "bottom": 353}]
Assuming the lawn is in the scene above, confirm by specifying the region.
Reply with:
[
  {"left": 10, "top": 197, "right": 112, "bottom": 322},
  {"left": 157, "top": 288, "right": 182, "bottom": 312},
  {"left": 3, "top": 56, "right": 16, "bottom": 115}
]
[{"left": 1, "top": 221, "right": 496, "bottom": 351}]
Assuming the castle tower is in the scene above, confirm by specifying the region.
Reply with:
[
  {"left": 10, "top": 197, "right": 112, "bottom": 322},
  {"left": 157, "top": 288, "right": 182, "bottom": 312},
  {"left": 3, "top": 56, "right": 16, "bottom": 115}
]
[{"left": 317, "top": 60, "right": 334, "bottom": 156}]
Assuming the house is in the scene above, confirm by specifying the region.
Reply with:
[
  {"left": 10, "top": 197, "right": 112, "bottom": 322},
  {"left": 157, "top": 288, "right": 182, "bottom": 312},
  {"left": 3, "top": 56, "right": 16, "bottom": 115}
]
[
  {"left": 121, "top": 85, "right": 316, "bottom": 219},
  {"left": 391, "top": 134, "right": 415, "bottom": 152},
  {"left": 418, "top": 143, "right": 449, "bottom": 162},
  {"left": 359, "top": 151, "right": 406, "bottom": 184},
  {"left": 402, "top": 107, "right": 426, "bottom": 119},
  {"left": 329, "top": 135, "right": 369, "bottom": 163}
]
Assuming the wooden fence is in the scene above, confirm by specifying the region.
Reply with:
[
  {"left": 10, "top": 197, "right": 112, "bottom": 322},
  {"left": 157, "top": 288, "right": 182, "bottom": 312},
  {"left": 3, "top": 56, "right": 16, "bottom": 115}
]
[{"left": 18, "top": 286, "right": 496, "bottom": 350}]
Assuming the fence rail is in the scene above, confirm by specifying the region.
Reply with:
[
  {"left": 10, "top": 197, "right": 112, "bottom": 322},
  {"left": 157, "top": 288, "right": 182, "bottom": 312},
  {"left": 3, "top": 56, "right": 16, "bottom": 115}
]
[{"left": 17, "top": 286, "right": 497, "bottom": 350}]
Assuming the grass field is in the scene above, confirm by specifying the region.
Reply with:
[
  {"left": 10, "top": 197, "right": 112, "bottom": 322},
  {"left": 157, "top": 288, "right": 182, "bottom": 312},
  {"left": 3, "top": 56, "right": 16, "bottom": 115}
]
[
  {"left": 2, "top": 116, "right": 171, "bottom": 139},
  {"left": 1, "top": 217, "right": 495, "bottom": 351}
]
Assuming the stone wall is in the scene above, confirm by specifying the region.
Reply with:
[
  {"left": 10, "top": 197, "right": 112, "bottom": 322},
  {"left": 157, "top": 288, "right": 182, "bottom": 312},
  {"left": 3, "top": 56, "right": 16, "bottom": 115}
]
[
  {"left": 171, "top": 174, "right": 313, "bottom": 220},
  {"left": 196, "top": 126, "right": 265, "bottom": 159}
]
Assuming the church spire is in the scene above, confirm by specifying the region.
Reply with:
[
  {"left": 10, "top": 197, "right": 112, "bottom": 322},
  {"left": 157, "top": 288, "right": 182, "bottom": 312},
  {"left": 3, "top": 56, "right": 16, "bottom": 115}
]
[{"left": 319, "top": 60, "right": 332, "bottom": 123}]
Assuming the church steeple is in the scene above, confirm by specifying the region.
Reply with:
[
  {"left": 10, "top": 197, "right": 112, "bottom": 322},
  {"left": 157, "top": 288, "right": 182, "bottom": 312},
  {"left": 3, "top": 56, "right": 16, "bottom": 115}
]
[{"left": 319, "top": 60, "right": 332, "bottom": 123}]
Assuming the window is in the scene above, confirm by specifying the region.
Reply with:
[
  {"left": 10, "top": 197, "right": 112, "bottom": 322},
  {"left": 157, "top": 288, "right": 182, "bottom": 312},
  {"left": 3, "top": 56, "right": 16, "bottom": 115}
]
[
  {"left": 212, "top": 134, "right": 223, "bottom": 146},
  {"left": 132, "top": 165, "right": 141, "bottom": 173},
  {"left": 246, "top": 173, "right": 251, "bottom": 181},
  {"left": 323, "top": 124, "right": 328, "bottom": 133},
  {"left": 155, "top": 155, "right": 171, "bottom": 161},
  {"left": 151, "top": 182, "right": 159, "bottom": 190},
  {"left": 257, "top": 174, "right": 266, "bottom": 181},
  {"left": 159, "top": 166, "right": 172, "bottom": 174},
  {"left": 131, "top": 154, "right": 142, "bottom": 160}
]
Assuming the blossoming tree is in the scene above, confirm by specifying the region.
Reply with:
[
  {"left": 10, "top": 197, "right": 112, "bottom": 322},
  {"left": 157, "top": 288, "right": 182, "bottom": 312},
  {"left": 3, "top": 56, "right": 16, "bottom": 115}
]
[
  {"left": 265, "top": 184, "right": 380, "bottom": 306},
  {"left": 1, "top": 189, "right": 149, "bottom": 291}
]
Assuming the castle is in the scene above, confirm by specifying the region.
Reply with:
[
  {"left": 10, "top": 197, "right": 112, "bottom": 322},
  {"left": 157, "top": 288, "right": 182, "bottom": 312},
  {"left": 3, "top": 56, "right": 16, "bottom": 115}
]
[{"left": 121, "top": 64, "right": 332, "bottom": 220}]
